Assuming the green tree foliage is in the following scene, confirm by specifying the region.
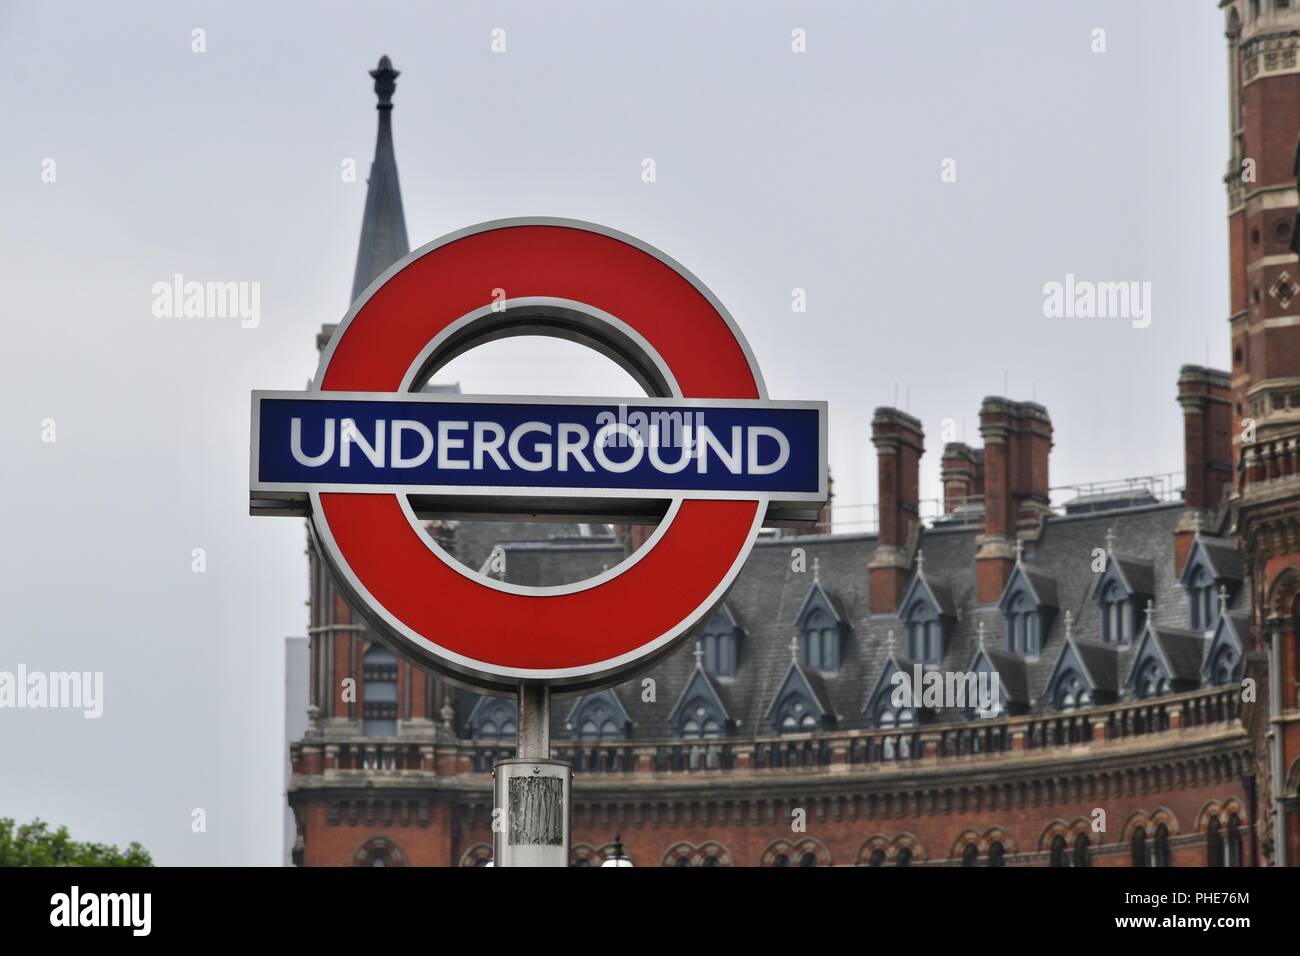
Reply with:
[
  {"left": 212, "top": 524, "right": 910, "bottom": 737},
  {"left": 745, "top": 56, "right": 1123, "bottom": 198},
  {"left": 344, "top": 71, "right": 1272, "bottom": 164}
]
[{"left": 0, "top": 818, "right": 152, "bottom": 867}]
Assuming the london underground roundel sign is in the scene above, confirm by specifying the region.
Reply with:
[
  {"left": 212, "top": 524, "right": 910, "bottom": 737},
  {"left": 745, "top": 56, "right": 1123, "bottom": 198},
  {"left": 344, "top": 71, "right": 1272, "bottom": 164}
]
[{"left": 251, "top": 218, "right": 827, "bottom": 692}]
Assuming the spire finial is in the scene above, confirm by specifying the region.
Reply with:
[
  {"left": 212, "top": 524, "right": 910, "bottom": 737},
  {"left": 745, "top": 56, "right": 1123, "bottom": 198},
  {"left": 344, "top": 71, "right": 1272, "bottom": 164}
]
[
  {"left": 1144, "top": 598, "right": 1155, "bottom": 626},
  {"left": 812, "top": 556, "right": 821, "bottom": 582},
  {"left": 885, "top": 629, "right": 896, "bottom": 656},
  {"left": 1013, "top": 537, "right": 1024, "bottom": 563},
  {"left": 693, "top": 640, "right": 704, "bottom": 668},
  {"left": 977, "top": 621, "right": 986, "bottom": 649},
  {"left": 370, "top": 55, "right": 399, "bottom": 109},
  {"left": 1217, "top": 584, "right": 1229, "bottom": 613},
  {"left": 1104, "top": 526, "right": 1117, "bottom": 554},
  {"left": 915, "top": 548, "right": 925, "bottom": 572},
  {"left": 789, "top": 634, "right": 800, "bottom": 664},
  {"left": 1064, "top": 609, "right": 1073, "bottom": 640},
  {"left": 1191, "top": 510, "right": 1202, "bottom": 535}
]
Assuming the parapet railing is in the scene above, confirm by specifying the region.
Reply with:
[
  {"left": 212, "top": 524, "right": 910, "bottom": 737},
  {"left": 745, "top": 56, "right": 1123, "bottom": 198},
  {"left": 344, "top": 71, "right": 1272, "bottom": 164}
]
[{"left": 291, "top": 685, "right": 1242, "bottom": 778}]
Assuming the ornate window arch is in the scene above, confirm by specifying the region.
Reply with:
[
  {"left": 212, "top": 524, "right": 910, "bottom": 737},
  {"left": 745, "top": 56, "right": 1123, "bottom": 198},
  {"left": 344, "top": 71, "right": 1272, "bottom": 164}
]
[
  {"left": 1206, "top": 817, "right": 1224, "bottom": 867},
  {"left": 468, "top": 696, "right": 517, "bottom": 741},
  {"left": 567, "top": 690, "right": 629, "bottom": 741},
  {"left": 1134, "top": 657, "right": 1172, "bottom": 700},
  {"left": 1054, "top": 670, "right": 1092, "bottom": 711},
  {"left": 354, "top": 836, "right": 407, "bottom": 867},
  {"left": 458, "top": 843, "right": 492, "bottom": 867},
  {"left": 761, "top": 838, "right": 831, "bottom": 868}
]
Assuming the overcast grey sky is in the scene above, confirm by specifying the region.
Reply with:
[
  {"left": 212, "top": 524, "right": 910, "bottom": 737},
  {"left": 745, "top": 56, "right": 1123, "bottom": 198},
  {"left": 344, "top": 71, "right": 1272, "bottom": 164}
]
[{"left": 0, "top": 1, "right": 1228, "bottom": 864}]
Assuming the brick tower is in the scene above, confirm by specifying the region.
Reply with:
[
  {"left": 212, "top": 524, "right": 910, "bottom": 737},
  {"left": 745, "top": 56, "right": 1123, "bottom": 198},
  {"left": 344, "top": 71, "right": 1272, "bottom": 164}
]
[{"left": 1221, "top": 0, "right": 1300, "bottom": 866}]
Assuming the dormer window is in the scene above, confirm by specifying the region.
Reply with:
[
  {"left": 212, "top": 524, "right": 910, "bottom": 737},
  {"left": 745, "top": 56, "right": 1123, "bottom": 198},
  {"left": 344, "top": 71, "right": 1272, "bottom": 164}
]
[
  {"left": 802, "top": 606, "right": 839, "bottom": 671},
  {"left": 795, "top": 580, "right": 844, "bottom": 673},
  {"left": 766, "top": 648, "right": 833, "bottom": 734},
  {"left": 1187, "top": 565, "right": 1217, "bottom": 631},
  {"left": 1134, "top": 658, "right": 1172, "bottom": 700},
  {"left": 998, "top": 564, "right": 1056, "bottom": 657},
  {"left": 698, "top": 606, "right": 741, "bottom": 677},
  {"left": 1180, "top": 537, "right": 1242, "bottom": 632},
  {"left": 1099, "top": 581, "right": 1130, "bottom": 643},
  {"left": 896, "top": 555, "right": 954, "bottom": 666},
  {"left": 1055, "top": 671, "right": 1092, "bottom": 711},
  {"left": 905, "top": 600, "right": 941, "bottom": 663},
  {"left": 1005, "top": 592, "right": 1036, "bottom": 654},
  {"left": 566, "top": 689, "right": 630, "bottom": 741},
  {"left": 1095, "top": 551, "right": 1152, "bottom": 646}
]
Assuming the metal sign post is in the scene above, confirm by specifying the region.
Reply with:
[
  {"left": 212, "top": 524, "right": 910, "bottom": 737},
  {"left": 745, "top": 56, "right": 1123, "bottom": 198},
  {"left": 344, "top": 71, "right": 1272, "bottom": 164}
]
[
  {"left": 492, "top": 685, "right": 570, "bottom": 867},
  {"left": 250, "top": 218, "right": 827, "bottom": 866}
]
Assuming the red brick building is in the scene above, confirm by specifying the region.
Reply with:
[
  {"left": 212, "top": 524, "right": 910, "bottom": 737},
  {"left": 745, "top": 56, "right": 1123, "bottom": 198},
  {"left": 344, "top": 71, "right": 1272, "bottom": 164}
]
[{"left": 286, "top": 19, "right": 1294, "bottom": 864}]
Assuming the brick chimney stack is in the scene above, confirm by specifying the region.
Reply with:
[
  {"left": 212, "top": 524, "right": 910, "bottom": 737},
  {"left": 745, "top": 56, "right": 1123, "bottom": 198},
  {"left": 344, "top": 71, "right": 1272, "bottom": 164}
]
[
  {"left": 1174, "top": 365, "right": 1233, "bottom": 572},
  {"left": 975, "top": 397, "right": 1053, "bottom": 603},
  {"left": 868, "top": 408, "right": 924, "bottom": 614},
  {"left": 941, "top": 443, "right": 983, "bottom": 514}
]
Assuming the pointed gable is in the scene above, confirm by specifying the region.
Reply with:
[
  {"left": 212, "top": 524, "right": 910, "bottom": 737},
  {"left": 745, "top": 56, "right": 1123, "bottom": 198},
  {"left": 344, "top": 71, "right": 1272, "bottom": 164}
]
[
  {"left": 998, "top": 563, "right": 1059, "bottom": 611},
  {"left": 795, "top": 579, "right": 845, "bottom": 672},
  {"left": 863, "top": 654, "right": 912, "bottom": 723},
  {"left": 970, "top": 645, "right": 1029, "bottom": 707},
  {"left": 1203, "top": 611, "right": 1249, "bottom": 686},
  {"left": 565, "top": 688, "right": 631, "bottom": 740},
  {"left": 669, "top": 666, "right": 733, "bottom": 737},
  {"left": 1099, "top": 553, "right": 1155, "bottom": 599},
  {"left": 1126, "top": 624, "right": 1206, "bottom": 697},
  {"left": 766, "top": 658, "right": 834, "bottom": 733},
  {"left": 898, "top": 568, "right": 956, "bottom": 619},
  {"left": 794, "top": 578, "right": 844, "bottom": 625},
  {"left": 1179, "top": 535, "right": 1244, "bottom": 587},
  {"left": 1044, "top": 638, "right": 1118, "bottom": 710}
]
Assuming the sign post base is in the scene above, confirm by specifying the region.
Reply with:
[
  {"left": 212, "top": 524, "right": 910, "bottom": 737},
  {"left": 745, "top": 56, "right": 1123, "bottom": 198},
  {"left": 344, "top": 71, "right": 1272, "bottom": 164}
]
[{"left": 492, "top": 684, "right": 571, "bottom": 867}]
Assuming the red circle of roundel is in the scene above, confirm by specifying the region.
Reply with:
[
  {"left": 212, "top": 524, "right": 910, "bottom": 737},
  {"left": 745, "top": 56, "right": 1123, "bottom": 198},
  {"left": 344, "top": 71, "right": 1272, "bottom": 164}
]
[{"left": 313, "top": 221, "right": 762, "bottom": 686}]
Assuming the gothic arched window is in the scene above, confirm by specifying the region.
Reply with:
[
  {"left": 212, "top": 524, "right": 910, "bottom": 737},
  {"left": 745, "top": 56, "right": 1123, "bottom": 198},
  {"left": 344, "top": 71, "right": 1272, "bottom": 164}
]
[
  {"left": 1131, "top": 827, "right": 1148, "bottom": 867},
  {"left": 1054, "top": 670, "right": 1092, "bottom": 711},
  {"left": 1210, "top": 644, "right": 1239, "bottom": 686},
  {"left": 1005, "top": 591, "right": 1038, "bottom": 655},
  {"left": 1227, "top": 814, "right": 1243, "bottom": 867},
  {"left": 1134, "top": 658, "right": 1172, "bottom": 700},
  {"left": 1153, "top": 824, "right": 1171, "bottom": 867},
  {"left": 1207, "top": 817, "right": 1224, "bottom": 867},
  {"left": 867, "top": 849, "right": 886, "bottom": 867},
  {"left": 1100, "top": 581, "right": 1128, "bottom": 644},
  {"left": 895, "top": 848, "right": 913, "bottom": 867},
  {"left": 801, "top": 607, "right": 840, "bottom": 672},
  {"left": 1050, "top": 835, "right": 1069, "bottom": 868},
  {"left": 1073, "top": 833, "right": 1092, "bottom": 868},
  {"left": 776, "top": 695, "right": 820, "bottom": 734},
  {"left": 905, "top": 599, "right": 941, "bottom": 664},
  {"left": 361, "top": 643, "right": 399, "bottom": 736},
  {"left": 1187, "top": 564, "right": 1216, "bottom": 631},
  {"left": 987, "top": 842, "right": 1005, "bottom": 867},
  {"left": 699, "top": 609, "right": 740, "bottom": 677},
  {"left": 471, "top": 698, "right": 517, "bottom": 740},
  {"left": 961, "top": 844, "right": 979, "bottom": 867}
]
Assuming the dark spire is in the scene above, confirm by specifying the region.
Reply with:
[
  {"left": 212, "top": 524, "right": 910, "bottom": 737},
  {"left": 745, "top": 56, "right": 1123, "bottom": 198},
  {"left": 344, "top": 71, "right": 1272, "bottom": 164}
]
[{"left": 350, "top": 55, "right": 410, "bottom": 303}]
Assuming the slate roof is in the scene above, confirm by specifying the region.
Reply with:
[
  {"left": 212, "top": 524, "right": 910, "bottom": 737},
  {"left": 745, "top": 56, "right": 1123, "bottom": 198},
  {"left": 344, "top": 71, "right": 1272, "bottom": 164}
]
[
  {"left": 1147, "top": 626, "right": 1211, "bottom": 682},
  {"left": 1193, "top": 535, "right": 1246, "bottom": 582},
  {"left": 451, "top": 499, "right": 1254, "bottom": 740}
]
